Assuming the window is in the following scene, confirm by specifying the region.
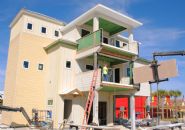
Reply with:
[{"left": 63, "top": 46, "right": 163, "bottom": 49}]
[
  {"left": 48, "top": 99, "right": 53, "bottom": 106},
  {"left": 27, "top": 23, "right": 32, "bottom": 30},
  {"left": 38, "top": 64, "right": 44, "bottom": 70},
  {"left": 66, "top": 61, "right": 71, "bottom": 68},
  {"left": 115, "top": 40, "right": 120, "bottom": 47},
  {"left": 86, "top": 65, "right": 94, "bottom": 70},
  {"left": 41, "top": 27, "right": 46, "bottom": 33},
  {"left": 103, "top": 37, "right": 108, "bottom": 44},
  {"left": 55, "top": 30, "right": 59, "bottom": 37},
  {"left": 81, "top": 29, "right": 90, "bottom": 37},
  {"left": 127, "top": 68, "right": 130, "bottom": 77},
  {"left": 23, "top": 61, "right": 29, "bottom": 69}
]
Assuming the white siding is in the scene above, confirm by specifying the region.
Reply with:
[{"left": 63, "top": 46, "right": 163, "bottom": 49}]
[
  {"left": 75, "top": 69, "right": 101, "bottom": 91},
  {"left": 134, "top": 62, "right": 150, "bottom": 96}
]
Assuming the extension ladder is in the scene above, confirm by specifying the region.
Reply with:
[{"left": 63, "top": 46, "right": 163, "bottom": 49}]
[{"left": 81, "top": 69, "right": 98, "bottom": 128}]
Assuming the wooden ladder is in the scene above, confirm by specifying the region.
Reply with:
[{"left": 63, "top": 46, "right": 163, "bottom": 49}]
[{"left": 82, "top": 69, "right": 98, "bottom": 128}]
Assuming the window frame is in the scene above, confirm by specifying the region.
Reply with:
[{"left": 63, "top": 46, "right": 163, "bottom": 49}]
[
  {"left": 38, "top": 63, "right": 44, "bottom": 71},
  {"left": 66, "top": 61, "right": 71, "bottom": 69},
  {"left": 86, "top": 64, "right": 94, "bottom": 70},
  {"left": 41, "top": 27, "right": 47, "bottom": 34},
  {"left": 115, "top": 40, "right": 120, "bottom": 47},
  {"left": 127, "top": 68, "right": 131, "bottom": 77},
  {"left": 103, "top": 37, "right": 109, "bottom": 44},
  {"left": 27, "top": 23, "right": 33, "bottom": 30},
  {"left": 23, "top": 60, "right": 29, "bottom": 69},
  {"left": 47, "top": 99, "right": 53, "bottom": 106},
  {"left": 54, "top": 30, "right": 59, "bottom": 37}
]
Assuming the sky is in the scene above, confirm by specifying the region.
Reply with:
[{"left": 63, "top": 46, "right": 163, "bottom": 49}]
[{"left": 0, "top": 0, "right": 185, "bottom": 96}]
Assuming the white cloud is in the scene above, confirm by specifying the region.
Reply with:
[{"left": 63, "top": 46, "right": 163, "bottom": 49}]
[{"left": 135, "top": 27, "right": 185, "bottom": 47}]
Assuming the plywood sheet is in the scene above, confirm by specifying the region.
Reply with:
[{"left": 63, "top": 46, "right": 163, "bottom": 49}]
[
  {"left": 133, "top": 59, "right": 178, "bottom": 84},
  {"left": 133, "top": 65, "right": 153, "bottom": 84}
]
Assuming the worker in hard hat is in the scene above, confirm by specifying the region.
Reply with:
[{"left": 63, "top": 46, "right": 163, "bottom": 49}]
[{"left": 103, "top": 64, "right": 108, "bottom": 81}]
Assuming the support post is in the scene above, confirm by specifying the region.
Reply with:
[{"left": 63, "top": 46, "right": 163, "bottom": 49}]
[
  {"left": 128, "top": 29, "right": 134, "bottom": 44},
  {"left": 93, "top": 17, "right": 99, "bottom": 31},
  {"left": 130, "top": 94, "right": 136, "bottom": 130},
  {"left": 93, "top": 52, "right": 99, "bottom": 125}
]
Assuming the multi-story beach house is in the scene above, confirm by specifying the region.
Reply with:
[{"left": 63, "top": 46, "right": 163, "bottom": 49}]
[{"left": 3, "top": 4, "right": 151, "bottom": 129}]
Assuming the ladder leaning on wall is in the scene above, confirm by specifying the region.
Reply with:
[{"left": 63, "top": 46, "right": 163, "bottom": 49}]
[{"left": 81, "top": 69, "right": 99, "bottom": 128}]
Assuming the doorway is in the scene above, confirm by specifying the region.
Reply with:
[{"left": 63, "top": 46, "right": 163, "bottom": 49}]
[
  {"left": 114, "top": 68, "right": 120, "bottom": 83},
  {"left": 99, "top": 102, "right": 107, "bottom": 125},
  {"left": 64, "top": 100, "right": 72, "bottom": 120}
]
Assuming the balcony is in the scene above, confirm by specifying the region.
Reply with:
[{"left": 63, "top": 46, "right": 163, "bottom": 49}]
[
  {"left": 75, "top": 69, "right": 134, "bottom": 92},
  {"left": 76, "top": 29, "right": 138, "bottom": 60}
]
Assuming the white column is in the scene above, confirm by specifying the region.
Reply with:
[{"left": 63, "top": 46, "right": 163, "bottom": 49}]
[
  {"left": 130, "top": 94, "right": 136, "bottom": 130},
  {"left": 93, "top": 17, "right": 99, "bottom": 31},
  {"left": 93, "top": 53, "right": 99, "bottom": 125},
  {"left": 128, "top": 29, "right": 134, "bottom": 44}
]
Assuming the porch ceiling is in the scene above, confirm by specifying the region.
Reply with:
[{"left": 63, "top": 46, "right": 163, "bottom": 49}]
[
  {"left": 98, "top": 82, "right": 134, "bottom": 92},
  {"left": 87, "top": 54, "right": 127, "bottom": 65},
  {"left": 85, "top": 18, "right": 126, "bottom": 35}
]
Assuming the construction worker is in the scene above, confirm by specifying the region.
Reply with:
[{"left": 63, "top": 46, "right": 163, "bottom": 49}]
[{"left": 103, "top": 64, "right": 108, "bottom": 81}]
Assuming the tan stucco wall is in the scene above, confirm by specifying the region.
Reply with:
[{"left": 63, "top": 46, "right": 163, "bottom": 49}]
[
  {"left": 3, "top": 34, "right": 21, "bottom": 124},
  {"left": 2, "top": 32, "right": 55, "bottom": 125}
]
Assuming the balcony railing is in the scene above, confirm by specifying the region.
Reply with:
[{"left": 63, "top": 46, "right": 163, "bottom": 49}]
[
  {"left": 77, "top": 29, "right": 102, "bottom": 51},
  {"left": 75, "top": 68, "right": 133, "bottom": 91},
  {"left": 77, "top": 29, "right": 138, "bottom": 55},
  {"left": 75, "top": 69, "right": 101, "bottom": 91}
]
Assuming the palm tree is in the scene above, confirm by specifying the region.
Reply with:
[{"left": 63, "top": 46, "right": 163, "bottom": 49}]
[{"left": 152, "top": 89, "right": 169, "bottom": 119}]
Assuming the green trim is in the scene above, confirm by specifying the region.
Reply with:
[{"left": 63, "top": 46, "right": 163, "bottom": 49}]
[
  {"left": 77, "top": 29, "right": 102, "bottom": 51},
  {"left": 136, "top": 57, "right": 151, "bottom": 64},
  {"left": 102, "top": 44, "right": 136, "bottom": 57},
  {"left": 44, "top": 39, "right": 77, "bottom": 52},
  {"left": 85, "top": 18, "right": 126, "bottom": 35}
]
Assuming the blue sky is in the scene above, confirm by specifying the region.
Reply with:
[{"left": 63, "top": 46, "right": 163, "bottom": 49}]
[{"left": 0, "top": 0, "right": 185, "bottom": 95}]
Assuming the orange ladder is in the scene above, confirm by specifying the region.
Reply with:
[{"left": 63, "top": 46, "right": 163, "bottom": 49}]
[{"left": 82, "top": 69, "right": 98, "bottom": 128}]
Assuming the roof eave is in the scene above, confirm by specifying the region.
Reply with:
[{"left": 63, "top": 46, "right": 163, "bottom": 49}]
[
  {"left": 10, "top": 8, "right": 65, "bottom": 28},
  {"left": 61, "top": 4, "right": 142, "bottom": 33},
  {"left": 44, "top": 38, "right": 77, "bottom": 52}
]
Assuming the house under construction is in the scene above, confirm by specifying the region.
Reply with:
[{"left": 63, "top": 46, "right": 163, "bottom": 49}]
[{"left": 3, "top": 4, "right": 151, "bottom": 128}]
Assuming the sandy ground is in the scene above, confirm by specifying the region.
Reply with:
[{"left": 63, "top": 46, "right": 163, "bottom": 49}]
[{"left": 0, "top": 114, "right": 184, "bottom": 130}]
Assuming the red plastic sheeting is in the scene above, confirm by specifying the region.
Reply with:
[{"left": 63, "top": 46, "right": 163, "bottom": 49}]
[
  {"left": 115, "top": 97, "right": 129, "bottom": 119},
  {"left": 115, "top": 96, "right": 147, "bottom": 119},
  {"left": 135, "top": 96, "right": 147, "bottom": 119}
]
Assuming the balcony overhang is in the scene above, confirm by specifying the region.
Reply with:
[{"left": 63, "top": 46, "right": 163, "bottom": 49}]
[
  {"left": 98, "top": 81, "right": 134, "bottom": 92},
  {"left": 99, "top": 43, "right": 137, "bottom": 61},
  {"left": 61, "top": 4, "right": 142, "bottom": 34},
  {"left": 85, "top": 18, "right": 126, "bottom": 35}
]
